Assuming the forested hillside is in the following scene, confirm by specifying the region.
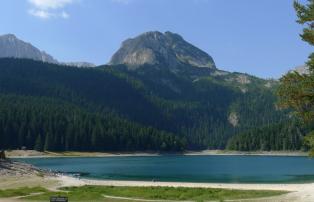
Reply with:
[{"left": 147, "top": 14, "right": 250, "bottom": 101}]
[
  {"left": 227, "top": 121, "right": 306, "bottom": 151},
  {"left": 0, "top": 58, "right": 306, "bottom": 151},
  {"left": 0, "top": 95, "right": 184, "bottom": 151}
]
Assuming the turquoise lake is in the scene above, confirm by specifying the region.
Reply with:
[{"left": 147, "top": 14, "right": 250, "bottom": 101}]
[{"left": 16, "top": 155, "right": 314, "bottom": 183}]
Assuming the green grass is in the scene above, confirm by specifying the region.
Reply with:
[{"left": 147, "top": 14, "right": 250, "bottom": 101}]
[
  {"left": 0, "top": 185, "right": 287, "bottom": 202},
  {"left": 0, "top": 187, "right": 47, "bottom": 198}
]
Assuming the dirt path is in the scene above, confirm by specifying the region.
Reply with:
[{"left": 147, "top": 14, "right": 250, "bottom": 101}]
[
  {"left": 103, "top": 195, "right": 194, "bottom": 202},
  {"left": 0, "top": 199, "right": 20, "bottom": 202}
]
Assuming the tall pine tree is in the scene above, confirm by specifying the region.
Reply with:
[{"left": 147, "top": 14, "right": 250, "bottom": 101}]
[
  {"left": 34, "top": 134, "right": 43, "bottom": 152},
  {"left": 277, "top": 0, "right": 314, "bottom": 155}
]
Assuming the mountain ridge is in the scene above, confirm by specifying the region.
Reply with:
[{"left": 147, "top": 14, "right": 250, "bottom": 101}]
[
  {"left": 0, "top": 33, "right": 95, "bottom": 68},
  {"left": 0, "top": 34, "right": 58, "bottom": 64},
  {"left": 109, "top": 31, "right": 216, "bottom": 70}
]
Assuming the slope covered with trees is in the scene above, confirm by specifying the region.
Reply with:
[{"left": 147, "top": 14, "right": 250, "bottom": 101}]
[
  {"left": 0, "top": 57, "right": 305, "bottom": 152},
  {"left": 0, "top": 94, "right": 185, "bottom": 151},
  {"left": 227, "top": 121, "right": 307, "bottom": 151}
]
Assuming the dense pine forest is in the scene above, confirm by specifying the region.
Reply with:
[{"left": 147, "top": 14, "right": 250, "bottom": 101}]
[
  {"left": 0, "top": 95, "right": 185, "bottom": 151},
  {"left": 227, "top": 121, "right": 307, "bottom": 151},
  {"left": 0, "top": 58, "right": 307, "bottom": 151}
]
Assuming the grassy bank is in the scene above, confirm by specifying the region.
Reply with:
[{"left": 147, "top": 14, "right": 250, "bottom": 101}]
[{"left": 0, "top": 185, "right": 287, "bottom": 202}]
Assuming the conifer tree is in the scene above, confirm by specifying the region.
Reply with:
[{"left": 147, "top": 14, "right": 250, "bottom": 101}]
[
  {"left": 44, "top": 133, "right": 51, "bottom": 151},
  {"left": 277, "top": 0, "right": 314, "bottom": 155},
  {"left": 34, "top": 134, "right": 43, "bottom": 151}
]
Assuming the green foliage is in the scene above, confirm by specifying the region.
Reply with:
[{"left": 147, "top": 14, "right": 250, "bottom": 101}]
[
  {"left": 294, "top": 0, "right": 314, "bottom": 71},
  {"left": 278, "top": 73, "right": 314, "bottom": 121},
  {"left": 304, "top": 131, "right": 314, "bottom": 156},
  {"left": 0, "top": 187, "right": 47, "bottom": 198},
  {"left": 294, "top": 0, "right": 314, "bottom": 46}
]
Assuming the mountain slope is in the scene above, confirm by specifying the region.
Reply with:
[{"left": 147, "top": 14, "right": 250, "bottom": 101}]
[
  {"left": 0, "top": 94, "right": 184, "bottom": 151},
  {"left": 0, "top": 59, "right": 185, "bottom": 151},
  {"left": 0, "top": 34, "right": 95, "bottom": 68},
  {"left": 0, "top": 34, "right": 58, "bottom": 63},
  {"left": 0, "top": 31, "right": 306, "bottom": 152},
  {"left": 0, "top": 58, "right": 302, "bottom": 151},
  {"left": 109, "top": 31, "right": 216, "bottom": 70}
]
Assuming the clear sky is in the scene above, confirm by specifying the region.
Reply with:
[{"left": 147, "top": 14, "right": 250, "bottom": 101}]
[{"left": 0, "top": 0, "right": 312, "bottom": 78}]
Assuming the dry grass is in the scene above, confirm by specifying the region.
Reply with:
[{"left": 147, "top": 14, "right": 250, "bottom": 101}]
[{"left": 0, "top": 176, "right": 58, "bottom": 190}]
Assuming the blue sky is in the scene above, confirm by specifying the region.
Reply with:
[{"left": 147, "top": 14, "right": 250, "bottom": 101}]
[{"left": 0, "top": 0, "right": 312, "bottom": 78}]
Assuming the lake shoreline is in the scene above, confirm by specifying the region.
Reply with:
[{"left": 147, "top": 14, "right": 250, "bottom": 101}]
[
  {"left": 1, "top": 158, "right": 314, "bottom": 201},
  {"left": 6, "top": 149, "right": 308, "bottom": 158},
  {"left": 54, "top": 174, "right": 308, "bottom": 191}
]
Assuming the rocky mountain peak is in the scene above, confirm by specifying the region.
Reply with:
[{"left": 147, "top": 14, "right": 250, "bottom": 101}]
[
  {"left": 109, "top": 31, "right": 216, "bottom": 70},
  {"left": 0, "top": 33, "right": 58, "bottom": 64},
  {"left": 2, "top": 34, "right": 17, "bottom": 40},
  {"left": 0, "top": 34, "right": 96, "bottom": 67}
]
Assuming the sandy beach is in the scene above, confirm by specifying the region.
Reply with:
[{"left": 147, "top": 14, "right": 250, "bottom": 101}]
[
  {"left": 53, "top": 175, "right": 314, "bottom": 202},
  {"left": 2, "top": 173, "right": 314, "bottom": 202},
  {"left": 50, "top": 174, "right": 314, "bottom": 202}
]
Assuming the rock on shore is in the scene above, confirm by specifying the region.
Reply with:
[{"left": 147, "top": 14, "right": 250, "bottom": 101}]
[{"left": 0, "top": 159, "right": 51, "bottom": 177}]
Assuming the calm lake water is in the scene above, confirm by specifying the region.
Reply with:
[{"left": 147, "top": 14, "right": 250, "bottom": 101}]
[{"left": 16, "top": 155, "right": 314, "bottom": 183}]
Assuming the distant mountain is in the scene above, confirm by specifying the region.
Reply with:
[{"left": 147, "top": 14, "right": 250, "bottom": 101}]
[
  {"left": 291, "top": 65, "right": 310, "bottom": 75},
  {"left": 0, "top": 34, "right": 95, "bottom": 68},
  {"left": 0, "top": 34, "right": 58, "bottom": 64},
  {"left": 62, "top": 62, "right": 96, "bottom": 68},
  {"left": 109, "top": 31, "right": 216, "bottom": 70}
]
